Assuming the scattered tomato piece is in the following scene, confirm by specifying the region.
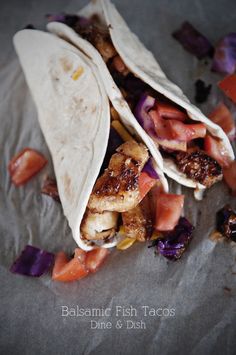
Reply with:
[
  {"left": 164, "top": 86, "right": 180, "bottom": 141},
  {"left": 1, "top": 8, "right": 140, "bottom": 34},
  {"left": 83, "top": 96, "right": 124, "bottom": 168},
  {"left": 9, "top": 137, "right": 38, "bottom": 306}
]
[
  {"left": 41, "top": 177, "right": 60, "bottom": 202},
  {"left": 157, "top": 102, "right": 188, "bottom": 121},
  {"left": 155, "top": 194, "right": 185, "bottom": 231},
  {"left": 204, "top": 135, "right": 231, "bottom": 167},
  {"left": 208, "top": 103, "right": 235, "bottom": 140},
  {"left": 218, "top": 74, "right": 236, "bottom": 103},
  {"left": 8, "top": 148, "right": 47, "bottom": 186},
  {"left": 52, "top": 250, "right": 88, "bottom": 282},
  {"left": 139, "top": 172, "right": 156, "bottom": 200},
  {"left": 85, "top": 248, "right": 110, "bottom": 273},
  {"left": 223, "top": 160, "right": 236, "bottom": 194},
  {"left": 74, "top": 248, "right": 87, "bottom": 263}
]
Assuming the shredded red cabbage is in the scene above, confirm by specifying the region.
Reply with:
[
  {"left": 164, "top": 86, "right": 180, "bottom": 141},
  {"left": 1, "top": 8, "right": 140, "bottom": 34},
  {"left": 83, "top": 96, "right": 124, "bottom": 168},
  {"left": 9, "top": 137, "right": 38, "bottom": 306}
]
[
  {"left": 46, "top": 13, "right": 90, "bottom": 28},
  {"left": 134, "top": 94, "right": 156, "bottom": 137},
  {"left": 10, "top": 245, "right": 55, "bottom": 277},
  {"left": 142, "top": 158, "right": 159, "bottom": 179},
  {"left": 172, "top": 22, "right": 213, "bottom": 59},
  {"left": 212, "top": 33, "right": 236, "bottom": 74},
  {"left": 150, "top": 218, "right": 194, "bottom": 261}
]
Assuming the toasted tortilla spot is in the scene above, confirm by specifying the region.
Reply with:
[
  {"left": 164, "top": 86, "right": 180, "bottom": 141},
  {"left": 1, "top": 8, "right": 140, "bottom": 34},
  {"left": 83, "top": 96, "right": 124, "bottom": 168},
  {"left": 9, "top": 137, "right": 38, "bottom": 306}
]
[
  {"left": 60, "top": 57, "right": 73, "bottom": 72},
  {"left": 63, "top": 173, "right": 72, "bottom": 199}
]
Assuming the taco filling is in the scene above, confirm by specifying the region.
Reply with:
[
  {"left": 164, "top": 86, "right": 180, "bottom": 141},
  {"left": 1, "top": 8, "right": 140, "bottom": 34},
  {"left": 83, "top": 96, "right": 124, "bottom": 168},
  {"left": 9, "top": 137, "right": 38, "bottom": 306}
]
[
  {"left": 80, "top": 106, "right": 183, "bottom": 246},
  {"left": 49, "top": 13, "right": 231, "bottom": 189}
]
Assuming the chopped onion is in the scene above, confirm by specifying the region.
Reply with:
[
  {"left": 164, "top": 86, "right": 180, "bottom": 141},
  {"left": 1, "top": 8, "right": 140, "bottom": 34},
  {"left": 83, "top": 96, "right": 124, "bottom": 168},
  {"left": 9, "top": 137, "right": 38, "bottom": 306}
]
[
  {"left": 10, "top": 245, "right": 54, "bottom": 277},
  {"left": 134, "top": 94, "right": 156, "bottom": 137}
]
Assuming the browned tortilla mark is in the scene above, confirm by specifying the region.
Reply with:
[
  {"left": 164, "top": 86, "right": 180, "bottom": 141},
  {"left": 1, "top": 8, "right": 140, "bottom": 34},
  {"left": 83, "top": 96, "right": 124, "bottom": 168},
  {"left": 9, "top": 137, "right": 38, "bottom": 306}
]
[
  {"left": 63, "top": 173, "right": 72, "bottom": 198},
  {"left": 60, "top": 57, "right": 73, "bottom": 72}
]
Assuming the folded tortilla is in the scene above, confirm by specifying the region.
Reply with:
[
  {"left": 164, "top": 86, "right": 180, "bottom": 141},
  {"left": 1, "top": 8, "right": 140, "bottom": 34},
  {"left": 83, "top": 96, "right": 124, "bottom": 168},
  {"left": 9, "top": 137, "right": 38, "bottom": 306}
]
[
  {"left": 47, "top": 0, "right": 234, "bottom": 192},
  {"left": 13, "top": 30, "right": 115, "bottom": 250},
  {"left": 13, "top": 29, "right": 168, "bottom": 250}
]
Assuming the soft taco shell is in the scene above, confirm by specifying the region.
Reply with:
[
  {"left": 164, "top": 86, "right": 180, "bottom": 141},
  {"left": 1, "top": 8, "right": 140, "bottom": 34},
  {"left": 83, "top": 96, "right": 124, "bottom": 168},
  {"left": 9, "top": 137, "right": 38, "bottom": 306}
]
[{"left": 13, "top": 29, "right": 115, "bottom": 250}]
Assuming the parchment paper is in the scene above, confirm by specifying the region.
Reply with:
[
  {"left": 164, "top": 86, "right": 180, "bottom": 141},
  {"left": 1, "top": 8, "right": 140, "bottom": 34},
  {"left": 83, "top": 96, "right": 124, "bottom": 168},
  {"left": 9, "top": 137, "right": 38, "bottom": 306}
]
[{"left": 0, "top": 1, "right": 236, "bottom": 354}]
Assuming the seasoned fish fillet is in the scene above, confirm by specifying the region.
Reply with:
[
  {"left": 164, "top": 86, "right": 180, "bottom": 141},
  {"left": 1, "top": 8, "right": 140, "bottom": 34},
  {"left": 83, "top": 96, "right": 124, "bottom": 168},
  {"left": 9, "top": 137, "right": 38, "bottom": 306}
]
[
  {"left": 121, "top": 195, "right": 153, "bottom": 242},
  {"left": 88, "top": 140, "right": 149, "bottom": 213},
  {"left": 81, "top": 209, "right": 119, "bottom": 241},
  {"left": 175, "top": 150, "right": 223, "bottom": 188}
]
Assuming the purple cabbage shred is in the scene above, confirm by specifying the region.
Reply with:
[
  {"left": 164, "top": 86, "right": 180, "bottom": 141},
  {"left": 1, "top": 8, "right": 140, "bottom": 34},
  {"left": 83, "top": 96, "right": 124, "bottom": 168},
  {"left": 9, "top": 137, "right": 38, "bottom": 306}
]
[
  {"left": 10, "top": 245, "right": 55, "bottom": 277},
  {"left": 134, "top": 94, "right": 156, "bottom": 137},
  {"left": 46, "top": 13, "right": 90, "bottom": 28},
  {"left": 212, "top": 33, "right": 236, "bottom": 74},
  {"left": 172, "top": 22, "right": 214, "bottom": 59},
  {"left": 142, "top": 158, "right": 159, "bottom": 179},
  {"left": 150, "top": 217, "right": 194, "bottom": 261}
]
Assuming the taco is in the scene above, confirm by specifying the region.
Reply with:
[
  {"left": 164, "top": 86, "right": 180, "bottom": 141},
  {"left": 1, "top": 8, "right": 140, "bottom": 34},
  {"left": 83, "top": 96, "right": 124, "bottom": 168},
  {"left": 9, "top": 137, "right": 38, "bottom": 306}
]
[
  {"left": 47, "top": 0, "right": 234, "bottom": 196},
  {"left": 13, "top": 29, "right": 171, "bottom": 251}
]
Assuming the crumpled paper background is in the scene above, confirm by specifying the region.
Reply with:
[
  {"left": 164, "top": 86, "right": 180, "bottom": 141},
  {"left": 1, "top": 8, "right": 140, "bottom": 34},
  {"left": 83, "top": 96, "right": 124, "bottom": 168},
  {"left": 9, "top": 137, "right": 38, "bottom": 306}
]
[{"left": 0, "top": 0, "right": 236, "bottom": 354}]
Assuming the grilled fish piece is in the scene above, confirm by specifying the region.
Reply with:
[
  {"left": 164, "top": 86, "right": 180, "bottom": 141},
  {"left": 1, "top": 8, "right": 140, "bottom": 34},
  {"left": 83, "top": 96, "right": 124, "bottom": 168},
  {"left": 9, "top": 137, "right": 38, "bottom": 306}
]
[
  {"left": 81, "top": 209, "right": 119, "bottom": 241},
  {"left": 88, "top": 140, "right": 149, "bottom": 213},
  {"left": 121, "top": 195, "right": 153, "bottom": 242},
  {"left": 175, "top": 150, "right": 223, "bottom": 188}
]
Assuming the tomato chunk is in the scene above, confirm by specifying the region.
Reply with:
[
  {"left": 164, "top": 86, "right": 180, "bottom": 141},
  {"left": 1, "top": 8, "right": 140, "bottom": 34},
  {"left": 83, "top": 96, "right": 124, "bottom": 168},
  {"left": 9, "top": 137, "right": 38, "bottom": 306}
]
[
  {"left": 52, "top": 250, "right": 89, "bottom": 282},
  {"left": 218, "top": 74, "right": 236, "bottom": 103},
  {"left": 41, "top": 177, "right": 60, "bottom": 202},
  {"left": 209, "top": 103, "right": 235, "bottom": 140},
  {"left": 85, "top": 248, "right": 110, "bottom": 273},
  {"left": 157, "top": 102, "right": 188, "bottom": 121},
  {"left": 149, "top": 110, "right": 187, "bottom": 151},
  {"left": 168, "top": 120, "right": 206, "bottom": 141},
  {"left": 223, "top": 160, "right": 236, "bottom": 194},
  {"left": 155, "top": 193, "right": 185, "bottom": 231},
  {"left": 204, "top": 135, "right": 231, "bottom": 167},
  {"left": 9, "top": 148, "right": 47, "bottom": 186},
  {"left": 139, "top": 172, "right": 156, "bottom": 200}
]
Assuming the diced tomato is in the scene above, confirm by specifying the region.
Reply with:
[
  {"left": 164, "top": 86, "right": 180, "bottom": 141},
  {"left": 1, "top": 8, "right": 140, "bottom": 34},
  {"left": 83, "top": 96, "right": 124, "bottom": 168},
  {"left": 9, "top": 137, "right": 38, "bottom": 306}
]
[
  {"left": 204, "top": 135, "right": 231, "bottom": 167},
  {"left": 74, "top": 248, "right": 87, "bottom": 263},
  {"left": 149, "top": 110, "right": 187, "bottom": 151},
  {"left": 155, "top": 193, "right": 185, "bottom": 231},
  {"left": 52, "top": 252, "right": 69, "bottom": 279},
  {"left": 85, "top": 248, "right": 110, "bottom": 273},
  {"left": 41, "top": 177, "right": 60, "bottom": 202},
  {"left": 157, "top": 102, "right": 188, "bottom": 121},
  {"left": 139, "top": 172, "right": 156, "bottom": 200},
  {"left": 223, "top": 160, "right": 236, "bottom": 194},
  {"left": 8, "top": 148, "right": 47, "bottom": 186},
  {"left": 209, "top": 103, "right": 235, "bottom": 140},
  {"left": 52, "top": 250, "right": 89, "bottom": 282},
  {"left": 218, "top": 74, "right": 236, "bottom": 103},
  {"left": 149, "top": 109, "right": 172, "bottom": 139},
  {"left": 168, "top": 120, "right": 206, "bottom": 141}
]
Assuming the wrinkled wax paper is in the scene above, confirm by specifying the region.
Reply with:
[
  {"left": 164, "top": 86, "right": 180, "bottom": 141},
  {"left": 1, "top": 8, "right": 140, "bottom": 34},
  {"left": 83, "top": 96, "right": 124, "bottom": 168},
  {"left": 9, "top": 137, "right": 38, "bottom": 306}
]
[{"left": 0, "top": 0, "right": 236, "bottom": 354}]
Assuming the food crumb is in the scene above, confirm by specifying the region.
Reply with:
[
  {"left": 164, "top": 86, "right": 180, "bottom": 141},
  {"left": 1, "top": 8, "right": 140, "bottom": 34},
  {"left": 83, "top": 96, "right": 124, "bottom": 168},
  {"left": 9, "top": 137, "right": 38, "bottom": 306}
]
[{"left": 223, "top": 286, "right": 232, "bottom": 294}]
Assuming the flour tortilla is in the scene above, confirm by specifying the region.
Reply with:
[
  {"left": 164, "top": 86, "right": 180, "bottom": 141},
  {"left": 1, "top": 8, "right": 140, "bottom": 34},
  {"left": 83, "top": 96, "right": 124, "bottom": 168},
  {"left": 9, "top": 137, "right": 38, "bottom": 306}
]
[
  {"left": 13, "top": 29, "right": 114, "bottom": 250},
  {"left": 48, "top": 0, "right": 234, "bottom": 190}
]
